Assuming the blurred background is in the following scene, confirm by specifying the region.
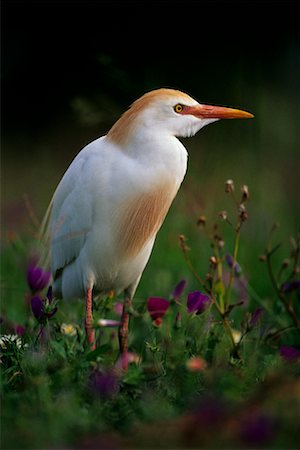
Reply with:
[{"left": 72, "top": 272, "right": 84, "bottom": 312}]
[{"left": 2, "top": 0, "right": 300, "bottom": 301}]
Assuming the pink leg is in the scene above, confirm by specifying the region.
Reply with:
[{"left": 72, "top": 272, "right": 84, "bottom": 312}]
[
  {"left": 118, "top": 295, "right": 132, "bottom": 370},
  {"left": 85, "top": 287, "right": 96, "bottom": 351}
]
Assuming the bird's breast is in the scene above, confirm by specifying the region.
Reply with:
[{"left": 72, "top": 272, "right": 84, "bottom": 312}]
[{"left": 117, "top": 183, "right": 177, "bottom": 260}]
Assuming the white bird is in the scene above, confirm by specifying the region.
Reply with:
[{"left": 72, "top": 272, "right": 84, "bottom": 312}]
[{"left": 42, "top": 88, "right": 253, "bottom": 368}]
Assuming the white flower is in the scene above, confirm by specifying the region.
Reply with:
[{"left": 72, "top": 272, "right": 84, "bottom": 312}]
[{"left": 0, "top": 334, "right": 22, "bottom": 350}]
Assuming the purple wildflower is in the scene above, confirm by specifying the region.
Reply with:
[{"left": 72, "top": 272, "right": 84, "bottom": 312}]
[
  {"left": 187, "top": 291, "right": 210, "bottom": 315},
  {"left": 225, "top": 254, "right": 242, "bottom": 276},
  {"left": 280, "top": 345, "right": 300, "bottom": 362},
  {"left": 31, "top": 296, "right": 45, "bottom": 320},
  {"left": 89, "top": 369, "right": 119, "bottom": 399},
  {"left": 27, "top": 264, "right": 51, "bottom": 293},
  {"left": 31, "top": 291, "right": 57, "bottom": 323},
  {"left": 171, "top": 279, "right": 186, "bottom": 300},
  {"left": 147, "top": 297, "right": 170, "bottom": 321}
]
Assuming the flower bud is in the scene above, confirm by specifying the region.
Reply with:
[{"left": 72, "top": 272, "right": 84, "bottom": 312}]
[
  {"left": 225, "top": 179, "right": 234, "bottom": 193},
  {"left": 210, "top": 256, "right": 218, "bottom": 267},
  {"left": 172, "top": 280, "right": 186, "bottom": 301},
  {"left": 241, "top": 185, "right": 250, "bottom": 201},
  {"left": 197, "top": 216, "right": 206, "bottom": 227}
]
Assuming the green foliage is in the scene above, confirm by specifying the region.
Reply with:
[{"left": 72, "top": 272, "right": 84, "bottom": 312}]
[{"left": 1, "top": 181, "right": 300, "bottom": 449}]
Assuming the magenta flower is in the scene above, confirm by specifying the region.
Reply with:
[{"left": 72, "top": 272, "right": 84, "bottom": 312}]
[
  {"left": 187, "top": 291, "right": 210, "bottom": 315},
  {"left": 171, "top": 279, "right": 186, "bottom": 300},
  {"left": 27, "top": 264, "right": 51, "bottom": 293},
  {"left": 147, "top": 297, "right": 170, "bottom": 320},
  {"left": 15, "top": 324, "right": 26, "bottom": 336},
  {"left": 280, "top": 345, "right": 300, "bottom": 362}
]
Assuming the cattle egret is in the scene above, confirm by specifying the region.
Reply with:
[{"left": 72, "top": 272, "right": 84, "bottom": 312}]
[{"left": 42, "top": 88, "right": 253, "bottom": 369}]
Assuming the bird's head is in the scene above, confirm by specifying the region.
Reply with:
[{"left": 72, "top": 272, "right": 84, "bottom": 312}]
[{"left": 107, "top": 88, "right": 253, "bottom": 145}]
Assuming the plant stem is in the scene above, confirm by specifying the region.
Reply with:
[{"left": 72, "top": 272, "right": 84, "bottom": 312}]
[
  {"left": 34, "top": 323, "right": 45, "bottom": 346},
  {"left": 181, "top": 244, "right": 208, "bottom": 293},
  {"left": 224, "top": 223, "right": 241, "bottom": 307},
  {"left": 212, "top": 298, "right": 239, "bottom": 357},
  {"left": 214, "top": 244, "right": 225, "bottom": 313}
]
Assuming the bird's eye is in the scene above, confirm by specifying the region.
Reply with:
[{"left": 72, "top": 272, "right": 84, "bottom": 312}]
[{"left": 174, "top": 104, "right": 184, "bottom": 113}]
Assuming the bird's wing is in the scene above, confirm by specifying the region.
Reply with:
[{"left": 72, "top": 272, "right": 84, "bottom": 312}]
[
  {"left": 40, "top": 139, "right": 102, "bottom": 277},
  {"left": 51, "top": 158, "right": 92, "bottom": 278}
]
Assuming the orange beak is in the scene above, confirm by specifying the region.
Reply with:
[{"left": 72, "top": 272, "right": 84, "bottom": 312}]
[{"left": 184, "top": 104, "right": 254, "bottom": 119}]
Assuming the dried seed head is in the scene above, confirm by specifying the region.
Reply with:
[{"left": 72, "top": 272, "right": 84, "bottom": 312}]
[
  {"left": 179, "top": 234, "right": 190, "bottom": 252},
  {"left": 218, "top": 210, "right": 228, "bottom": 221},
  {"left": 225, "top": 179, "right": 234, "bottom": 193},
  {"left": 197, "top": 215, "right": 206, "bottom": 227},
  {"left": 218, "top": 239, "right": 225, "bottom": 249},
  {"left": 210, "top": 256, "right": 218, "bottom": 266},
  {"left": 239, "top": 204, "right": 249, "bottom": 222},
  {"left": 241, "top": 185, "right": 250, "bottom": 201},
  {"left": 282, "top": 259, "right": 290, "bottom": 269}
]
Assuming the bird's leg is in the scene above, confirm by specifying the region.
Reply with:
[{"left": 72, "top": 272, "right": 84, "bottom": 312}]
[
  {"left": 118, "top": 294, "right": 132, "bottom": 371},
  {"left": 85, "top": 287, "right": 96, "bottom": 351}
]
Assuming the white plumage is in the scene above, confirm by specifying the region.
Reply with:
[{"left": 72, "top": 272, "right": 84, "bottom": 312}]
[{"left": 43, "top": 88, "right": 253, "bottom": 366}]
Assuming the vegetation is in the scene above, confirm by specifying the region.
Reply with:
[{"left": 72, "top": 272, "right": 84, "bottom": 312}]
[{"left": 1, "top": 180, "right": 300, "bottom": 449}]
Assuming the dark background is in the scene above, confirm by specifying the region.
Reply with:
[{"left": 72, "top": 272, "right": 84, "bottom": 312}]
[{"left": 3, "top": 0, "right": 299, "bottom": 133}]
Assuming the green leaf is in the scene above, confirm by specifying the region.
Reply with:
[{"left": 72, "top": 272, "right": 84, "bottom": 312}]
[
  {"left": 50, "top": 340, "right": 66, "bottom": 359},
  {"left": 86, "top": 343, "right": 111, "bottom": 361},
  {"left": 122, "top": 365, "right": 144, "bottom": 386}
]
